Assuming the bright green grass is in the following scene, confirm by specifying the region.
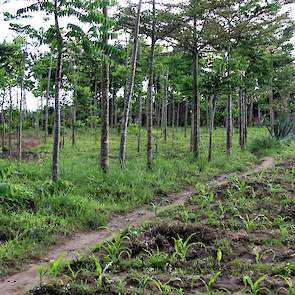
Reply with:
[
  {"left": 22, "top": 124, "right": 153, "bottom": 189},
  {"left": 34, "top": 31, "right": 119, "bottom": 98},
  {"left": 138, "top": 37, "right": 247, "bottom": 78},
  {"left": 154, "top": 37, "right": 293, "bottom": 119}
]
[{"left": 0, "top": 126, "right": 294, "bottom": 277}]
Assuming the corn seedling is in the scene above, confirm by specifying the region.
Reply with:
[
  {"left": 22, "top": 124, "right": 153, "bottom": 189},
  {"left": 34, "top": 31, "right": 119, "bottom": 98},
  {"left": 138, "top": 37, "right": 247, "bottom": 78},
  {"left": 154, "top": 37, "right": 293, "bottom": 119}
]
[
  {"left": 274, "top": 275, "right": 295, "bottom": 295},
  {"left": 150, "top": 278, "right": 182, "bottom": 295},
  {"left": 143, "top": 247, "right": 169, "bottom": 271},
  {"left": 151, "top": 202, "right": 159, "bottom": 218},
  {"left": 194, "top": 271, "right": 222, "bottom": 293},
  {"left": 36, "top": 264, "right": 47, "bottom": 287},
  {"left": 237, "top": 214, "right": 265, "bottom": 232},
  {"left": 172, "top": 233, "right": 203, "bottom": 262},
  {"left": 47, "top": 256, "right": 65, "bottom": 278},
  {"left": 67, "top": 261, "right": 83, "bottom": 281},
  {"left": 91, "top": 254, "right": 112, "bottom": 288},
  {"left": 135, "top": 275, "right": 152, "bottom": 295},
  {"left": 97, "top": 228, "right": 131, "bottom": 263},
  {"left": 217, "top": 249, "right": 223, "bottom": 270},
  {"left": 253, "top": 248, "right": 276, "bottom": 264},
  {"left": 243, "top": 275, "right": 270, "bottom": 295}
]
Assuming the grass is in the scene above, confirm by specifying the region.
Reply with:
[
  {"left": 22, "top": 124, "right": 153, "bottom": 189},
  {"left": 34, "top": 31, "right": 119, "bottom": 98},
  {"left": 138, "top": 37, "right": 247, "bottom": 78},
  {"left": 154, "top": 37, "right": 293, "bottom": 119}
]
[
  {"left": 0, "top": 126, "right": 294, "bottom": 278},
  {"left": 31, "top": 156, "right": 295, "bottom": 294}
]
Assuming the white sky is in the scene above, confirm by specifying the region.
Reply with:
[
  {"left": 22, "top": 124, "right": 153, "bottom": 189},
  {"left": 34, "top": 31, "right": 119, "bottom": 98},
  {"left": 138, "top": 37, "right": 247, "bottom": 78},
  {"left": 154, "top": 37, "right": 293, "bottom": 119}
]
[{"left": 0, "top": 0, "right": 294, "bottom": 110}]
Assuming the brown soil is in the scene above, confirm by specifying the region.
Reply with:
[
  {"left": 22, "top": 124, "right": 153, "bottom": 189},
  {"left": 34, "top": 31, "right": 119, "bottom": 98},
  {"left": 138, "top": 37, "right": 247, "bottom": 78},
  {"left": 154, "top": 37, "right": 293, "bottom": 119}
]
[
  {"left": 1, "top": 134, "right": 44, "bottom": 161},
  {"left": 0, "top": 156, "right": 275, "bottom": 295}
]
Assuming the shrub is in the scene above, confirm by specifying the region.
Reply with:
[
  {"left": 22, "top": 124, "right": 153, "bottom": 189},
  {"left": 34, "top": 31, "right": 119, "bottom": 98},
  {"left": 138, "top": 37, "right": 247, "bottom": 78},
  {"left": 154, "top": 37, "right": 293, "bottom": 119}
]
[{"left": 248, "top": 136, "right": 281, "bottom": 156}]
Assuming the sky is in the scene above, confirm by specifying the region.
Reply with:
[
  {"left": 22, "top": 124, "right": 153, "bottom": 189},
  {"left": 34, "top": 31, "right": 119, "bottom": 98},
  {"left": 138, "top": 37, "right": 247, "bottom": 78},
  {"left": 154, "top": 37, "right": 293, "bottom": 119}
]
[{"left": 0, "top": 0, "right": 294, "bottom": 110}]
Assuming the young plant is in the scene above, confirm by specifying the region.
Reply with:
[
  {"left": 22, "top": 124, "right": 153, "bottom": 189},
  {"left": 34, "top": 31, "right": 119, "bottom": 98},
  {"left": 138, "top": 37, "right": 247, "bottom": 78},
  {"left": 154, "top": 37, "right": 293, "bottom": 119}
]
[
  {"left": 36, "top": 264, "right": 47, "bottom": 287},
  {"left": 47, "top": 256, "right": 65, "bottom": 278},
  {"left": 243, "top": 275, "right": 270, "bottom": 295},
  {"left": 194, "top": 271, "right": 222, "bottom": 293},
  {"left": 172, "top": 233, "right": 200, "bottom": 262},
  {"left": 67, "top": 261, "right": 83, "bottom": 282},
  {"left": 143, "top": 247, "right": 169, "bottom": 271},
  {"left": 150, "top": 278, "right": 182, "bottom": 295},
  {"left": 135, "top": 275, "right": 152, "bottom": 295},
  {"left": 237, "top": 214, "right": 265, "bottom": 232},
  {"left": 216, "top": 249, "right": 223, "bottom": 270},
  {"left": 97, "top": 228, "right": 131, "bottom": 263},
  {"left": 91, "top": 254, "right": 112, "bottom": 288},
  {"left": 274, "top": 275, "right": 295, "bottom": 295}
]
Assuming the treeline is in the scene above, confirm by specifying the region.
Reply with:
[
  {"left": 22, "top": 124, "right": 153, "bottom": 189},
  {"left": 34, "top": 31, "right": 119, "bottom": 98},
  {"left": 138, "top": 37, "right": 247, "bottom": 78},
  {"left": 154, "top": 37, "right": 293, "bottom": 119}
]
[{"left": 0, "top": 0, "right": 294, "bottom": 181}]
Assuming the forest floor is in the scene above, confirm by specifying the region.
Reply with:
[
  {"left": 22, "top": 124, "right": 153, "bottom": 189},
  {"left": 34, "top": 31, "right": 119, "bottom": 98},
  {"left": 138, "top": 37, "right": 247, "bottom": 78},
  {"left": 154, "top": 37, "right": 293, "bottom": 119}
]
[{"left": 0, "top": 127, "right": 294, "bottom": 294}]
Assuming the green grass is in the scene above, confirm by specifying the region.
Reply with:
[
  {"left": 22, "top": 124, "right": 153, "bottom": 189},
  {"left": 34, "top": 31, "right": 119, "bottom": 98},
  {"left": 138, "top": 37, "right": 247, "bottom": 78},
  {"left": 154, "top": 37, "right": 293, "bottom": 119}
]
[{"left": 0, "top": 126, "right": 294, "bottom": 277}]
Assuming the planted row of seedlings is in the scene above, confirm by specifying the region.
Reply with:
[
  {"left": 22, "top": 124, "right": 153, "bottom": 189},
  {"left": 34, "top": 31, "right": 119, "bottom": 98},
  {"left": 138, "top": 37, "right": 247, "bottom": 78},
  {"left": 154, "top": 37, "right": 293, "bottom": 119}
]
[{"left": 30, "top": 158, "right": 295, "bottom": 295}]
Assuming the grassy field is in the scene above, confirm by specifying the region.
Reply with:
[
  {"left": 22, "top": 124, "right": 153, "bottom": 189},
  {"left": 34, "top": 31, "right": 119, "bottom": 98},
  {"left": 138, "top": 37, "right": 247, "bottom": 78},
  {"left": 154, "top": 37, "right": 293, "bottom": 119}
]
[{"left": 0, "top": 126, "right": 294, "bottom": 278}]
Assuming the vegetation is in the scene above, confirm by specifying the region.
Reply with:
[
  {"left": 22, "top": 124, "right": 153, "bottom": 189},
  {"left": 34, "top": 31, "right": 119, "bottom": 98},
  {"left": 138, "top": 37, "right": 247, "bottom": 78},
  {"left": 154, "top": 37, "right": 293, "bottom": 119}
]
[{"left": 0, "top": 0, "right": 294, "bottom": 294}]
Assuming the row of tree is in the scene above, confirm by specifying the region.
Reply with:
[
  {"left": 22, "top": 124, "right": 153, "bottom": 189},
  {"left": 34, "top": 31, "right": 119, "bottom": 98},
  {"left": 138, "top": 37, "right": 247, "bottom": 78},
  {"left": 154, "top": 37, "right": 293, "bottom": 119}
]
[{"left": 0, "top": 0, "right": 294, "bottom": 181}]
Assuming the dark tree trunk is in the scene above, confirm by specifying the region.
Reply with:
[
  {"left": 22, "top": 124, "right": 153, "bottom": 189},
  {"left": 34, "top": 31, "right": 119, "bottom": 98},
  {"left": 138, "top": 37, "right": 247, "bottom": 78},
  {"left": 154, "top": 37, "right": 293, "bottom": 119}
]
[
  {"left": 208, "top": 94, "right": 217, "bottom": 162},
  {"left": 45, "top": 55, "right": 52, "bottom": 144},
  {"left": 100, "top": 6, "right": 110, "bottom": 172},
  {"left": 146, "top": 0, "right": 156, "bottom": 169},
  {"left": 52, "top": 1, "right": 63, "bottom": 182}
]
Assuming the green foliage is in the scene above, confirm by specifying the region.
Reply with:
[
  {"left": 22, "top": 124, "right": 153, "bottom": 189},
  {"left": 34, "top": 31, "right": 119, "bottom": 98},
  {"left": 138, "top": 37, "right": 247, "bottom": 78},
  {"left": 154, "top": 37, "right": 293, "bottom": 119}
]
[
  {"left": 268, "top": 116, "right": 295, "bottom": 140},
  {"left": 248, "top": 136, "right": 281, "bottom": 156}
]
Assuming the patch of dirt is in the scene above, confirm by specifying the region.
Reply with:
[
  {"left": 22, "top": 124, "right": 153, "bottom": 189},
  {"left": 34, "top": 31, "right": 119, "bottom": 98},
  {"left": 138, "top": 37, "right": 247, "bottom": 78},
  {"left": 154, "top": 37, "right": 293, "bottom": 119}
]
[
  {"left": 1, "top": 134, "right": 44, "bottom": 161},
  {"left": 0, "top": 156, "right": 276, "bottom": 295}
]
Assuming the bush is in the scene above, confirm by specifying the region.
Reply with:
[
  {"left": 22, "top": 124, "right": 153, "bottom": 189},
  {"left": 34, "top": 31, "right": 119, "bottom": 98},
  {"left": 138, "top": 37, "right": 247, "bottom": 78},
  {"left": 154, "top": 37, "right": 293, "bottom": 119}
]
[{"left": 248, "top": 136, "right": 281, "bottom": 156}]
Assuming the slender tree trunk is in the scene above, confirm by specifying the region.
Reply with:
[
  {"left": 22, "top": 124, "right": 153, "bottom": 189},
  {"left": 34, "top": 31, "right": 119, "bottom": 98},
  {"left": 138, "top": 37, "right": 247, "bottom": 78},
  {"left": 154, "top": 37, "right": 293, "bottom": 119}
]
[
  {"left": 226, "top": 52, "right": 233, "bottom": 156},
  {"left": 269, "top": 89, "right": 275, "bottom": 134},
  {"left": 45, "top": 55, "right": 52, "bottom": 144},
  {"left": 62, "top": 103, "right": 65, "bottom": 148},
  {"left": 1, "top": 99, "right": 5, "bottom": 152},
  {"left": 206, "top": 96, "right": 209, "bottom": 129},
  {"left": 176, "top": 102, "right": 180, "bottom": 131},
  {"left": 162, "top": 72, "right": 168, "bottom": 142},
  {"left": 137, "top": 95, "right": 142, "bottom": 154},
  {"left": 249, "top": 101, "right": 253, "bottom": 128},
  {"left": 172, "top": 93, "right": 175, "bottom": 152},
  {"left": 184, "top": 100, "right": 188, "bottom": 138},
  {"left": 18, "top": 79, "right": 24, "bottom": 162},
  {"left": 257, "top": 105, "right": 261, "bottom": 127},
  {"left": 119, "top": 0, "right": 142, "bottom": 165},
  {"left": 146, "top": 0, "right": 156, "bottom": 169},
  {"left": 52, "top": 1, "right": 63, "bottom": 182},
  {"left": 208, "top": 94, "right": 217, "bottom": 162},
  {"left": 100, "top": 6, "right": 110, "bottom": 172},
  {"left": 71, "top": 104, "right": 76, "bottom": 146},
  {"left": 8, "top": 86, "right": 13, "bottom": 158},
  {"left": 192, "top": 50, "right": 200, "bottom": 158}
]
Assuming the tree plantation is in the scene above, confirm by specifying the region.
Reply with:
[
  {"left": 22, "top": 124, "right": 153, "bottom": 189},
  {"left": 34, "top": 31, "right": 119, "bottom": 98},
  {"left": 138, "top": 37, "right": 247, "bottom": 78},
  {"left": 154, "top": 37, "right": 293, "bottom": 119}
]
[{"left": 0, "top": 0, "right": 294, "bottom": 294}]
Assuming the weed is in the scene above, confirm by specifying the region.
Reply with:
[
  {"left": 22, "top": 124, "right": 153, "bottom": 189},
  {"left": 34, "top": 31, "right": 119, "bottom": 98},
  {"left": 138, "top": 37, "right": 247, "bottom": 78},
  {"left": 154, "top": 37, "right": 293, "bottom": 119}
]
[{"left": 91, "top": 254, "right": 112, "bottom": 288}]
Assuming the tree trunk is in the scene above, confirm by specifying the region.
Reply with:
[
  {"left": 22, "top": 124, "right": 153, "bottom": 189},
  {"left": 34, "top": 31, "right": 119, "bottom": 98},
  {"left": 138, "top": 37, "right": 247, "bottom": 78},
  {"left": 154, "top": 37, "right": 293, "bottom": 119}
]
[
  {"left": 208, "top": 94, "right": 217, "bottom": 162},
  {"left": 172, "top": 93, "right": 175, "bottom": 152},
  {"left": 100, "top": 6, "right": 110, "bottom": 172},
  {"left": 119, "top": 0, "right": 142, "bottom": 165},
  {"left": 184, "top": 100, "right": 188, "bottom": 138},
  {"left": 45, "top": 55, "right": 52, "bottom": 144},
  {"left": 1, "top": 99, "right": 5, "bottom": 152},
  {"left": 71, "top": 104, "right": 76, "bottom": 146},
  {"left": 8, "top": 86, "right": 13, "bottom": 158},
  {"left": 192, "top": 50, "right": 200, "bottom": 158},
  {"left": 137, "top": 95, "right": 142, "bottom": 154},
  {"left": 146, "top": 0, "right": 156, "bottom": 169},
  {"left": 52, "top": 1, "right": 63, "bottom": 182},
  {"left": 18, "top": 79, "right": 24, "bottom": 162},
  {"left": 162, "top": 72, "right": 168, "bottom": 142}
]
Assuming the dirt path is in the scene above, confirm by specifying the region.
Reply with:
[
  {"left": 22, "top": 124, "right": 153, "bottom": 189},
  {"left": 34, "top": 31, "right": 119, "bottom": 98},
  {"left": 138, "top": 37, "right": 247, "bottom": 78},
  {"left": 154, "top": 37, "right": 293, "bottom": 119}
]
[{"left": 0, "top": 156, "right": 275, "bottom": 295}]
